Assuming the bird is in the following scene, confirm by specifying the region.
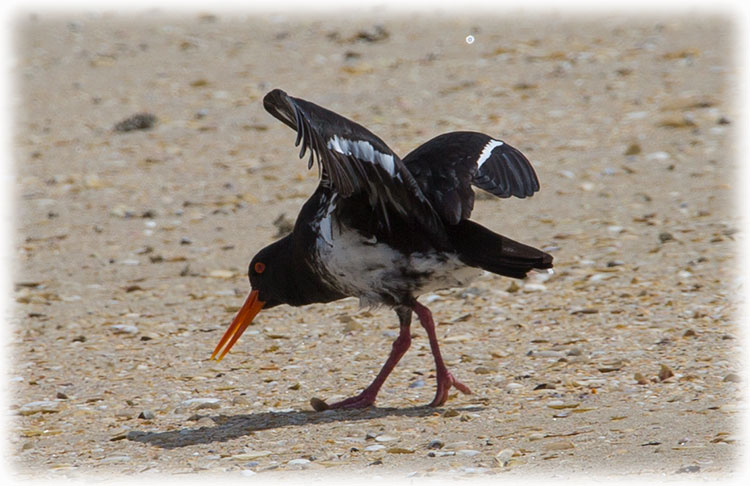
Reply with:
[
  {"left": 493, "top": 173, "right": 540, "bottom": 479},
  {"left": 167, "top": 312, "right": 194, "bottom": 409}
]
[{"left": 211, "top": 89, "right": 553, "bottom": 410}]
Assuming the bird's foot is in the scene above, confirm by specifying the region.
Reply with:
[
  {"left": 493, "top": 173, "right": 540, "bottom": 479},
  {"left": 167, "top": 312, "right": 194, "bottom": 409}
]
[
  {"left": 429, "top": 369, "right": 472, "bottom": 407},
  {"left": 310, "top": 392, "right": 377, "bottom": 412}
]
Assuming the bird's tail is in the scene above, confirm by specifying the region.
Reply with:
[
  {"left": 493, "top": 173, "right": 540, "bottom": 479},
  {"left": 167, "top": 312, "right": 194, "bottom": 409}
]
[{"left": 447, "top": 220, "right": 553, "bottom": 279}]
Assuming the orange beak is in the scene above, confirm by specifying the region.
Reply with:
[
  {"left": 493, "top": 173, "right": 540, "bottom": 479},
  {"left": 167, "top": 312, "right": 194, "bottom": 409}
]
[{"left": 211, "top": 290, "right": 265, "bottom": 361}]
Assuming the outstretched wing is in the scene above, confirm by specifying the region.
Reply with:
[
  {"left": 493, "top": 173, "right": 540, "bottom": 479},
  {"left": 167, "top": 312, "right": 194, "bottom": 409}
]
[
  {"left": 263, "top": 89, "right": 446, "bottom": 240},
  {"left": 403, "top": 131, "right": 540, "bottom": 225}
]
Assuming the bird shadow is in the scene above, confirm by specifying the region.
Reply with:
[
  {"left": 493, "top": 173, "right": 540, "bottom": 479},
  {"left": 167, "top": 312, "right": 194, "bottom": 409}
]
[{"left": 126, "top": 405, "right": 485, "bottom": 449}]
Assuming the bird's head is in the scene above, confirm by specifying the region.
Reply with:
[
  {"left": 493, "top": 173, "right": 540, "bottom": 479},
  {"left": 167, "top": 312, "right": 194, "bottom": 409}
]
[{"left": 210, "top": 239, "right": 290, "bottom": 361}]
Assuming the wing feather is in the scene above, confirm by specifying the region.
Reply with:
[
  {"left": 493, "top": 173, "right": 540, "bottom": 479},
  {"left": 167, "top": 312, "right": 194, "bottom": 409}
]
[
  {"left": 263, "top": 89, "right": 446, "bottom": 242},
  {"left": 403, "top": 131, "right": 541, "bottom": 224}
]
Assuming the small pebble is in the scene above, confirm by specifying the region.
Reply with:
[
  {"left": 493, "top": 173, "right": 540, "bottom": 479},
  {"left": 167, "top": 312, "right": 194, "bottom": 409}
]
[
  {"left": 408, "top": 379, "right": 425, "bottom": 388},
  {"left": 110, "top": 324, "right": 139, "bottom": 335},
  {"left": 458, "top": 449, "right": 480, "bottom": 457},
  {"left": 634, "top": 372, "right": 650, "bottom": 385},
  {"left": 138, "top": 410, "right": 155, "bottom": 420},
  {"left": 659, "top": 232, "right": 674, "bottom": 243},
  {"left": 646, "top": 151, "right": 670, "bottom": 161},
  {"left": 530, "top": 350, "right": 565, "bottom": 358},
  {"left": 495, "top": 448, "right": 514, "bottom": 467},
  {"left": 534, "top": 383, "right": 556, "bottom": 390},
  {"left": 287, "top": 458, "right": 310, "bottom": 465},
  {"left": 343, "top": 319, "right": 364, "bottom": 332},
  {"left": 209, "top": 269, "right": 234, "bottom": 279},
  {"left": 19, "top": 400, "right": 60, "bottom": 416},
  {"left": 723, "top": 373, "right": 740, "bottom": 383},
  {"left": 375, "top": 434, "right": 397, "bottom": 442},
  {"left": 196, "top": 417, "right": 214, "bottom": 427},
  {"left": 387, "top": 447, "right": 414, "bottom": 454},
  {"left": 310, "top": 397, "right": 328, "bottom": 411},
  {"left": 427, "top": 439, "right": 444, "bottom": 449},
  {"left": 542, "top": 440, "right": 575, "bottom": 451},
  {"left": 428, "top": 451, "right": 456, "bottom": 457},
  {"left": 624, "top": 142, "right": 641, "bottom": 155},
  {"left": 101, "top": 455, "right": 131, "bottom": 464},
  {"left": 232, "top": 451, "right": 272, "bottom": 460},
  {"left": 522, "top": 282, "right": 547, "bottom": 292},
  {"left": 658, "top": 364, "right": 675, "bottom": 381},
  {"left": 473, "top": 366, "right": 495, "bottom": 374},
  {"left": 364, "top": 444, "right": 385, "bottom": 452},
  {"left": 114, "top": 113, "right": 157, "bottom": 132},
  {"left": 181, "top": 398, "right": 220, "bottom": 409}
]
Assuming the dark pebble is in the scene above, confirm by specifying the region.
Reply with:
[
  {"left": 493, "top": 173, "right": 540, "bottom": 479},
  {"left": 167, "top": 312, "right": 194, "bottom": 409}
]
[
  {"left": 427, "top": 439, "right": 444, "bottom": 449},
  {"left": 356, "top": 25, "right": 389, "bottom": 43},
  {"left": 114, "top": 113, "right": 157, "bottom": 132},
  {"left": 534, "top": 383, "right": 556, "bottom": 390},
  {"left": 659, "top": 232, "right": 674, "bottom": 243}
]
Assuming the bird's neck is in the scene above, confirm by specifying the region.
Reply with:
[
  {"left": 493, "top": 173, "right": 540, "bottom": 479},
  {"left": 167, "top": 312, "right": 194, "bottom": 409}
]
[{"left": 269, "top": 233, "right": 347, "bottom": 307}]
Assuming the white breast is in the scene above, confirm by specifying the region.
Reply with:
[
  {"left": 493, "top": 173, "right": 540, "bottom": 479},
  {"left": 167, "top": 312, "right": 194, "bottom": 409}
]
[{"left": 311, "top": 197, "right": 481, "bottom": 306}]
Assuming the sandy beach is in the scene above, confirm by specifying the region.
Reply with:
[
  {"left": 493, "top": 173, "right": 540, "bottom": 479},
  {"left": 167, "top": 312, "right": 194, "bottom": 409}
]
[{"left": 8, "top": 9, "right": 744, "bottom": 480}]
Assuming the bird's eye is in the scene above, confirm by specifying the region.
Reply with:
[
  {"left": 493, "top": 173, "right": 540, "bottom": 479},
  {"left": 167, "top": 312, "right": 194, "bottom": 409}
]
[{"left": 254, "top": 262, "right": 266, "bottom": 274}]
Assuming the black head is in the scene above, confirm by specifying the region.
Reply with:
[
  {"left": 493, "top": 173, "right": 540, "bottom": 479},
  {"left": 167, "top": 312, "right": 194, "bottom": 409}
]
[
  {"left": 210, "top": 236, "right": 293, "bottom": 361},
  {"left": 247, "top": 238, "right": 292, "bottom": 309},
  {"left": 211, "top": 234, "right": 346, "bottom": 361}
]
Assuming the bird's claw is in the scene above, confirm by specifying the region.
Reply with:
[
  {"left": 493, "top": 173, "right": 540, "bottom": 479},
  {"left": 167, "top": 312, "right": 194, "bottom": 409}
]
[
  {"left": 429, "top": 370, "right": 472, "bottom": 407},
  {"left": 310, "top": 393, "right": 377, "bottom": 411}
]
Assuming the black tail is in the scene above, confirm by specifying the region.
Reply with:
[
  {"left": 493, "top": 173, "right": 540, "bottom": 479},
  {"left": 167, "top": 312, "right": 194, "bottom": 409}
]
[{"left": 447, "top": 220, "right": 553, "bottom": 279}]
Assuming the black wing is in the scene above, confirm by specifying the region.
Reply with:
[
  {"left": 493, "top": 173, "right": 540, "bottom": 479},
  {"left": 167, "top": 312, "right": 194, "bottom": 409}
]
[
  {"left": 403, "top": 131, "right": 540, "bottom": 225},
  {"left": 263, "top": 89, "right": 446, "bottom": 241}
]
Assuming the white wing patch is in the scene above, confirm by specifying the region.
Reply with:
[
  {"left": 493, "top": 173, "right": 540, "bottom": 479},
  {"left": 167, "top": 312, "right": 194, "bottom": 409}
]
[
  {"left": 476, "top": 139, "right": 504, "bottom": 169},
  {"left": 327, "top": 135, "right": 396, "bottom": 176}
]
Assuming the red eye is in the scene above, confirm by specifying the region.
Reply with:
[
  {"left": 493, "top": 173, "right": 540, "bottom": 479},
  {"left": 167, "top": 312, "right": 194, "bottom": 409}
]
[{"left": 254, "top": 262, "right": 266, "bottom": 274}]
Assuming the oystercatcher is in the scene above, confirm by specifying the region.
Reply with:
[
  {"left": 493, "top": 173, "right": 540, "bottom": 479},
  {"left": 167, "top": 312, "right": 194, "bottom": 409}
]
[{"left": 211, "top": 89, "right": 553, "bottom": 410}]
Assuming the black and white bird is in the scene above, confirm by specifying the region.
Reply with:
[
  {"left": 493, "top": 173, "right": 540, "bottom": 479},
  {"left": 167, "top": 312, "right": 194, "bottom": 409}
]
[{"left": 212, "top": 89, "right": 553, "bottom": 410}]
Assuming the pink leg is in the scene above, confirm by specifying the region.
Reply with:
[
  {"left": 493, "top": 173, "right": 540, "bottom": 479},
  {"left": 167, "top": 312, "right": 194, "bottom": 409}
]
[
  {"left": 311, "top": 308, "right": 412, "bottom": 411},
  {"left": 412, "top": 300, "right": 472, "bottom": 407}
]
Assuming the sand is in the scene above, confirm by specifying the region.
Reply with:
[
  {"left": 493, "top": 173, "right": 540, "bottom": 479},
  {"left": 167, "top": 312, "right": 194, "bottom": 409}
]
[{"left": 8, "top": 9, "right": 743, "bottom": 481}]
